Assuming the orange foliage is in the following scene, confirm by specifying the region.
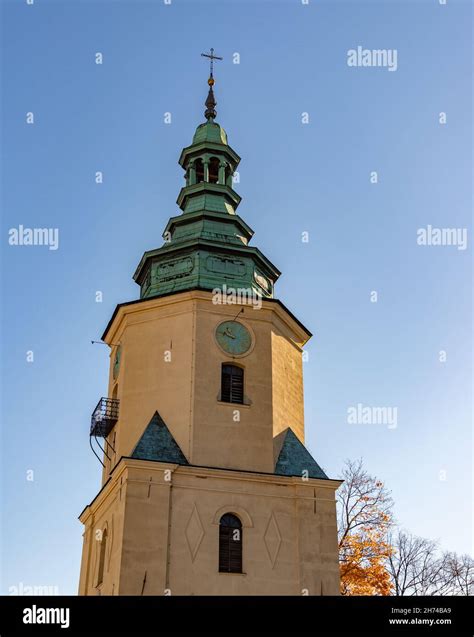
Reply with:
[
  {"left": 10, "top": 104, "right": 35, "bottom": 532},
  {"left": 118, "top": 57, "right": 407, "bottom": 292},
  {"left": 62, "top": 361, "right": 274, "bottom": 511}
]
[
  {"left": 340, "top": 529, "right": 393, "bottom": 595},
  {"left": 337, "top": 461, "right": 394, "bottom": 596}
]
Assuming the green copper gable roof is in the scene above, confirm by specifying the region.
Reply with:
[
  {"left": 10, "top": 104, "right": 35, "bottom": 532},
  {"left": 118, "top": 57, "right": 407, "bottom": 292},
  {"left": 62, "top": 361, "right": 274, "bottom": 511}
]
[
  {"left": 131, "top": 412, "right": 188, "bottom": 465},
  {"left": 274, "top": 428, "right": 328, "bottom": 479},
  {"left": 193, "top": 121, "right": 228, "bottom": 145}
]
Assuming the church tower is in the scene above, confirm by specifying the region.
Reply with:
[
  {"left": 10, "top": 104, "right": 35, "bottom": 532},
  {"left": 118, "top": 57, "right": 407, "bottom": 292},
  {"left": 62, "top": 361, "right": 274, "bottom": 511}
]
[{"left": 78, "top": 58, "right": 341, "bottom": 596}]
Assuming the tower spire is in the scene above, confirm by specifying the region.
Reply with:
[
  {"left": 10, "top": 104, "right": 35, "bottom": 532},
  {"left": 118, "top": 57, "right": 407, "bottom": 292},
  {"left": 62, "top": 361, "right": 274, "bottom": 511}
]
[{"left": 201, "top": 48, "right": 222, "bottom": 121}]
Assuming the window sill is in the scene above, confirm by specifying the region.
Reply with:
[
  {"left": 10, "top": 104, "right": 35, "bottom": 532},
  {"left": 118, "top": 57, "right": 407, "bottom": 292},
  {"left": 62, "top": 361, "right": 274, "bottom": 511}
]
[
  {"left": 217, "top": 401, "right": 251, "bottom": 408},
  {"left": 218, "top": 571, "right": 246, "bottom": 576}
]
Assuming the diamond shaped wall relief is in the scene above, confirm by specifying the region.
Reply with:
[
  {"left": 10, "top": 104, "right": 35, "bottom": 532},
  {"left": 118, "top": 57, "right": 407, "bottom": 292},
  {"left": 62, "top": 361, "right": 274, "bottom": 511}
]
[
  {"left": 185, "top": 504, "right": 205, "bottom": 562},
  {"left": 263, "top": 512, "right": 282, "bottom": 568}
]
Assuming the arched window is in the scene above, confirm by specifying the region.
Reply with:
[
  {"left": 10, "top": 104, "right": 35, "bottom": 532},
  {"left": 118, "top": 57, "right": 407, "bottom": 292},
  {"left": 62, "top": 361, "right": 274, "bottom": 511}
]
[
  {"left": 97, "top": 527, "right": 108, "bottom": 586},
  {"left": 221, "top": 364, "right": 244, "bottom": 404},
  {"left": 195, "top": 158, "right": 204, "bottom": 183},
  {"left": 219, "top": 513, "right": 242, "bottom": 573},
  {"left": 209, "top": 157, "right": 219, "bottom": 183}
]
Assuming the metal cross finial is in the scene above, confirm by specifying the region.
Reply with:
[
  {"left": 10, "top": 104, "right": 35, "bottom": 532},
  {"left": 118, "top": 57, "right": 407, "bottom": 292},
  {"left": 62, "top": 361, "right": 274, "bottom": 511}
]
[{"left": 201, "top": 48, "right": 223, "bottom": 78}]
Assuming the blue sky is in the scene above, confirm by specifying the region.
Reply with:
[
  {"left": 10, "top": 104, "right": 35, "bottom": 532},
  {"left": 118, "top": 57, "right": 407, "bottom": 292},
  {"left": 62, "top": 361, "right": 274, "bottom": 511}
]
[{"left": 1, "top": 0, "right": 472, "bottom": 594}]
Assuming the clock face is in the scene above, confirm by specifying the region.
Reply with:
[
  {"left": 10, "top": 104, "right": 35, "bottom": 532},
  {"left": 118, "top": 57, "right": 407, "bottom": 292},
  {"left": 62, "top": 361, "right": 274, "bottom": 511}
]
[{"left": 215, "top": 321, "right": 252, "bottom": 356}]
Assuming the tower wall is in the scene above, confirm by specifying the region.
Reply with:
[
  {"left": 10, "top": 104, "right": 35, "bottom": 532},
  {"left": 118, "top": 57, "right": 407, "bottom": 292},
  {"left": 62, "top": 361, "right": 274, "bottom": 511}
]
[
  {"left": 271, "top": 326, "right": 305, "bottom": 443},
  {"left": 191, "top": 298, "right": 275, "bottom": 473},
  {"left": 102, "top": 291, "right": 310, "bottom": 478},
  {"left": 79, "top": 459, "right": 341, "bottom": 596},
  {"left": 78, "top": 470, "right": 127, "bottom": 596},
  {"left": 102, "top": 294, "right": 196, "bottom": 483}
]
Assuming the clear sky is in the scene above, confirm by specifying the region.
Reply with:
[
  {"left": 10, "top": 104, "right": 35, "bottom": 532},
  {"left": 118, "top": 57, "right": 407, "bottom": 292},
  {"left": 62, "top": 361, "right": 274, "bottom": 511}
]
[{"left": 1, "top": 0, "right": 472, "bottom": 594}]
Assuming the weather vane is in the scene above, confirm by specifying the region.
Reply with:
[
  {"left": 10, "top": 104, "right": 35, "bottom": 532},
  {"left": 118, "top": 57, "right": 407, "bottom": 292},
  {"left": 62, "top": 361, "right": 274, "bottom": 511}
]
[
  {"left": 201, "top": 48, "right": 222, "bottom": 120},
  {"left": 201, "top": 48, "right": 223, "bottom": 81}
]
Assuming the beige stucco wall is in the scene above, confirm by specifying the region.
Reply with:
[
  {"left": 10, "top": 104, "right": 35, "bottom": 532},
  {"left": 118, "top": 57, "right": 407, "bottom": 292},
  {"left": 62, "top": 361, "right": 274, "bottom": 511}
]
[
  {"left": 78, "top": 470, "right": 126, "bottom": 596},
  {"left": 191, "top": 299, "right": 274, "bottom": 472},
  {"left": 102, "top": 296, "right": 196, "bottom": 483},
  {"left": 271, "top": 326, "right": 305, "bottom": 443},
  {"left": 79, "top": 459, "right": 341, "bottom": 596},
  {"left": 101, "top": 291, "right": 310, "bottom": 481}
]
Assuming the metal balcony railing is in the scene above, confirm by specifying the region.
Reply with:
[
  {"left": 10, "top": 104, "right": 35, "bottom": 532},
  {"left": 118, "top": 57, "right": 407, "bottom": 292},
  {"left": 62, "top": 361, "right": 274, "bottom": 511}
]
[{"left": 90, "top": 397, "right": 119, "bottom": 438}]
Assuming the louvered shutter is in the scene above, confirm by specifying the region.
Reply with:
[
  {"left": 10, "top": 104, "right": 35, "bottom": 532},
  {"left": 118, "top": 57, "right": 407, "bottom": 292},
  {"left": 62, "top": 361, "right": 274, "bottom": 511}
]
[
  {"left": 221, "top": 365, "right": 244, "bottom": 404},
  {"left": 218, "top": 514, "right": 242, "bottom": 573}
]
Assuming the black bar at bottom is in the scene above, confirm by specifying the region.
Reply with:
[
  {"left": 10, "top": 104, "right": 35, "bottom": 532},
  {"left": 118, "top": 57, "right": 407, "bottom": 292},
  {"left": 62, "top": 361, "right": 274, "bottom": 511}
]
[{"left": 0, "top": 595, "right": 472, "bottom": 634}]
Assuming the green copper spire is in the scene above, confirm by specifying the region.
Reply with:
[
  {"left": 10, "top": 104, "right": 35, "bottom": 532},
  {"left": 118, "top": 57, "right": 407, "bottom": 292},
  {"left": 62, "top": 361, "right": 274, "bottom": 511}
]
[{"left": 133, "top": 54, "right": 280, "bottom": 300}]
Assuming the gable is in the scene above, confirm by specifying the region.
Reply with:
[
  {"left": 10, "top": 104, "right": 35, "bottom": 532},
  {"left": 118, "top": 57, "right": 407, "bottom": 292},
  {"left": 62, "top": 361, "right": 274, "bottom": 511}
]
[
  {"left": 274, "top": 428, "right": 328, "bottom": 479},
  {"left": 131, "top": 412, "right": 188, "bottom": 465}
]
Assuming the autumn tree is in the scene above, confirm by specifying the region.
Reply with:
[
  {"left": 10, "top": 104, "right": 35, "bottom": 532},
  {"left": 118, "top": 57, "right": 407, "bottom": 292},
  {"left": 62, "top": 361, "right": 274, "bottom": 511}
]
[
  {"left": 388, "top": 529, "right": 474, "bottom": 596},
  {"left": 444, "top": 552, "right": 474, "bottom": 595},
  {"left": 387, "top": 529, "right": 440, "bottom": 595},
  {"left": 337, "top": 459, "right": 394, "bottom": 595}
]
